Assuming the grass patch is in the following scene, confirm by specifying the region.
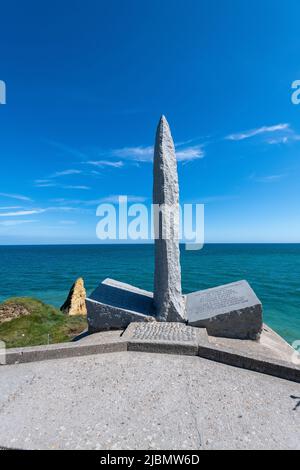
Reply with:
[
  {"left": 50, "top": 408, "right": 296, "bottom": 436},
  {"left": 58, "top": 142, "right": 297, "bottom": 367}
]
[{"left": 0, "top": 297, "right": 87, "bottom": 348}]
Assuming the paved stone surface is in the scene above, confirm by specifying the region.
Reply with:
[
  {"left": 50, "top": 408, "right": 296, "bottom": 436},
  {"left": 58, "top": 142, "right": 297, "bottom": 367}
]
[
  {"left": 153, "top": 115, "right": 185, "bottom": 323},
  {"left": 187, "top": 280, "right": 263, "bottom": 339},
  {"left": 4, "top": 322, "right": 299, "bottom": 382},
  {"left": 75, "top": 330, "right": 123, "bottom": 345},
  {"left": 0, "top": 352, "right": 299, "bottom": 450},
  {"left": 208, "top": 324, "right": 295, "bottom": 363}
]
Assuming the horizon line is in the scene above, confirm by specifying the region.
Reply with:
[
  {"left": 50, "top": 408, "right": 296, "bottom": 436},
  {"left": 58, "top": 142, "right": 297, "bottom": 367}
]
[{"left": 0, "top": 242, "right": 300, "bottom": 247}]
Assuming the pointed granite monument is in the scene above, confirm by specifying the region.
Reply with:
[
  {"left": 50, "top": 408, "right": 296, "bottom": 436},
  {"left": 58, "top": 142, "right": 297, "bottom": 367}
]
[
  {"left": 153, "top": 116, "right": 186, "bottom": 322},
  {"left": 86, "top": 115, "right": 263, "bottom": 340}
]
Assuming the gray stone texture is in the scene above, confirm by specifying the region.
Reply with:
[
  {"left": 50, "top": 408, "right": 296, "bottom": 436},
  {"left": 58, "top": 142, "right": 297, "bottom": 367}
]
[
  {"left": 87, "top": 278, "right": 156, "bottom": 332},
  {"left": 124, "top": 321, "right": 206, "bottom": 356},
  {"left": 0, "top": 352, "right": 299, "bottom": 450},
  {"left": 4, "top": 333, "right": 127, "bottom": 365},
  {"left": 153, "top": 115, "right": 185, "bottom": 322},
  {"left": 187, "top": 280, "right": 263, "bottom": 340},
  {"left": 2, "top": 322, "right": 299, "bottom": 382},
  {"left": 123, "top": 322, "right": 204, "bottom": 343}
]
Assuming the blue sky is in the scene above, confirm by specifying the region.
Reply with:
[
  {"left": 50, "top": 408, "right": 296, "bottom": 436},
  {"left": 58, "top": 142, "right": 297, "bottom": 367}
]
[{"left": 0, "top": 0, "right": 300, "bottom": 244}]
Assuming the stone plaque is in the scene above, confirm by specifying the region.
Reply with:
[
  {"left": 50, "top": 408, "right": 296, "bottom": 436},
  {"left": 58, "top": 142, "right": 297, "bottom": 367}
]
[
  {"left": 186, "top": 280, "right": 263, "bottom": 340},
  {"left": 122, "top": 321, "right": 207, "bottom": 348}
]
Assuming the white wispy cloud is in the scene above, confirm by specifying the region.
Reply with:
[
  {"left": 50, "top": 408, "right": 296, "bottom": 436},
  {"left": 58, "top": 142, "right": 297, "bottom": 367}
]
[
  {"left": 45, "top": 205, "right": 94, "bottom": 215},
  {"left": 176, "top": 145, "right": 204, "bottom": 161},
  {"left": 34, "top": 169, "right": 84, "bottom": 188},
  {"left": 266, "top": 137, "right": 290, "bottom": 145},
  {"left": 250, "top": 173, "right": 286, "bottom": 183},
  {"left": 0, "top": 219, "right": 36, "bottom": 226},
  {"left": 266, "top": 133, "right": 300, "bottom": 145},
  {"left": 85, "top": 195, "right": 147, "bottom": 205},
  {"left": 45, "top": 140, "right": 87, "bottom": 159},
  {"left": 35, "top": 180, "right": 51, "bottom": 184},
  {"left": 226, "top": 123, "right": 290, "bottom": 141},
  {"left": 0, "top": 192, "right": 32, "bottom": 202},
  {"left": 51, "top": 169, "right": 82, "bottom": 177},
  {"left": 111, "top": 143, "right": 204, "bottom": 162},
  {"left": 0, "top": 209, "right": 46, "bottom": 217},
  {"left": 34, "top": 180, "right": 57, "bottom": 188},
  {"left": 46, "top": 206, "right": 82, "bottom": 212},
  {"left": 59, "top": 220, "right": 77, "bottom": 225},
  {"left": 199, "top": 195, "right": 237, "bottom": 203},
  {"left": 112, "top": 146, "right": 154, "bottom": 162},
  {"left": 62, "top": 185, "right": 90, "bottom": 190},
  {"left": 85, "top": 160, "right": 124, "bottom": 168},
  {"left": 49, "top": 198, "right": 87, "bottom": 206},
  {"left": 34, "top": 180, "right": 90, "bottom": 190}
]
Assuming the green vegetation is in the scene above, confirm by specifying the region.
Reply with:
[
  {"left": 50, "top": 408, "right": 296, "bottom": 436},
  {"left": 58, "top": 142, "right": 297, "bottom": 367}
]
[{"left": 0, "top": 297, "right": 87, "bottom": 348}]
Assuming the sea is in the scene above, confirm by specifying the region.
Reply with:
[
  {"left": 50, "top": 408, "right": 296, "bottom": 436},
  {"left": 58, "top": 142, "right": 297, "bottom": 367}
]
[{"left": 0, "top": 243, "right": 299, "bottom": 345}]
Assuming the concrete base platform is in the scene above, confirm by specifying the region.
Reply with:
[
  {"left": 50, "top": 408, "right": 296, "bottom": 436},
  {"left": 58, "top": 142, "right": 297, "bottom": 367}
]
[
  {"left": 209, "top": 324, "right": 295, "bottom": 364},
  {"left": 2, "top": 322, "right": 300, "bottom": 383},
  {"left": 0, "top": 351, "right": 299, "bottom": 450}
]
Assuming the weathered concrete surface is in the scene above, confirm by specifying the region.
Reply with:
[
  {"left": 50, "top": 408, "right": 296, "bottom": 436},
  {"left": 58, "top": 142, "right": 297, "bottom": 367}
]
[
  {"left": 187, "top": 280, "right": 263, "bottom": 340},
  {"left": 153, "top": 115, "right": 185, "bottom": 323},
  {"left": 3, "top": 332, "right": 127, "bottom": 365},
  {"left": 60, "top": 277, "right": 87, "bottom": 316},
  {"left": 87, "top": 278, "right": 156, "bottom": 332},
  {"left": 74, "top": 330, "right": 123, "bottom": 345},
  {"left": 0, "top": 352, "right": 299, "bottom": 450},
  {"left": 209, "top": 324, "right": 295, "bottom": 364},
  {"left": 3, "top": 322, "right": 299, "bottom": 382},
  {"left": 121, "top": 322, "right": 300, "bottom": 383}
]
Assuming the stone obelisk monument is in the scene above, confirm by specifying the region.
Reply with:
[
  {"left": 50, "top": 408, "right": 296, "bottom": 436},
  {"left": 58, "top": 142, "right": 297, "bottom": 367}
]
[
  {"left": 153, "top": 115, "right": 186, "bottom": 322},
  {"left": 87, "top": 115, "right": 263, "bottom": 340}
]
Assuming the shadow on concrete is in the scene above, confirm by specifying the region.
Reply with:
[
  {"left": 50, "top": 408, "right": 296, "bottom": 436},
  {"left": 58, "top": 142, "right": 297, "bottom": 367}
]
[
  {"left": 71, "top": 329, "right": 90, "bottom": 342},
  {"left": 290, "top": 395, "right": 300, "bottom": 411}
]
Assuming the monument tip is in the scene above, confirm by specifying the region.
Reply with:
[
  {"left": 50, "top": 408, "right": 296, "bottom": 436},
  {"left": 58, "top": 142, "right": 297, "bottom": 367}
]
[{"left": 158, "top": 114, "right": 169, "bottom": 130}]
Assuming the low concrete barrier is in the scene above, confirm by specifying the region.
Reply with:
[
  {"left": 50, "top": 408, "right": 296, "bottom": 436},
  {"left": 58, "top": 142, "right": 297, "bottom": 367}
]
[
  {"left": 4, "top": 339, "right": 127, "bottom": 365},
  {"left": 1, "top": 325, "right": 300, "bottom": 384}
]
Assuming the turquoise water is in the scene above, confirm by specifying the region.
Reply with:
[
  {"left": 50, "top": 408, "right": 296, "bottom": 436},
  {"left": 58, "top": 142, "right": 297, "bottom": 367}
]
[{"left": 0, "top": 244, "right": 299, "bottom": 345}]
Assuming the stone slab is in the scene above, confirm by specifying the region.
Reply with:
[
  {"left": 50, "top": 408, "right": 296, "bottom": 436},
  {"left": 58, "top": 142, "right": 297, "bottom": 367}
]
[
  {"left": 89, "top": 278, "right": 154, "bottom": 313},
  {"left": 186, "top": 280, "right": 263, "bottom": 340},
  {"left": 87, "top": 278, "right": 156, "bottom": 332}
]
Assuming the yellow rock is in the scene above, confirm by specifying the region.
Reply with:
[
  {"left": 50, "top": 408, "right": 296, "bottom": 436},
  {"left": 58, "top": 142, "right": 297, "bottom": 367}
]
[{"left": 60, "top": 278, "right": 87, "bottom": 316}]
